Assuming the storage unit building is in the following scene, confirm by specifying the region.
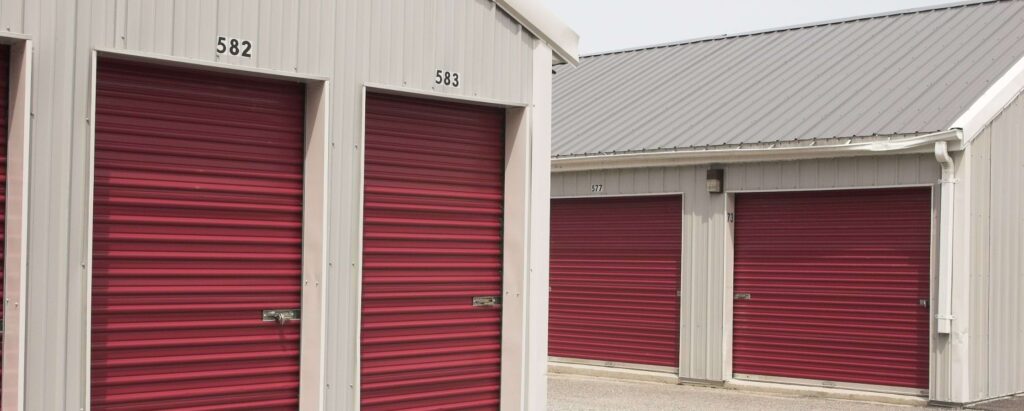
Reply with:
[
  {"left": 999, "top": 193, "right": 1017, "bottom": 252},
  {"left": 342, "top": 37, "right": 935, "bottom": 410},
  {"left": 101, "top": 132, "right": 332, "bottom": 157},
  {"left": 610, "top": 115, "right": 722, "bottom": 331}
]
[
  {"left": 0, "top": 0, "right": 578, "bottom": 410},
  {"left": 549, "top": 0, "right": 1024, "bottom": 406}
]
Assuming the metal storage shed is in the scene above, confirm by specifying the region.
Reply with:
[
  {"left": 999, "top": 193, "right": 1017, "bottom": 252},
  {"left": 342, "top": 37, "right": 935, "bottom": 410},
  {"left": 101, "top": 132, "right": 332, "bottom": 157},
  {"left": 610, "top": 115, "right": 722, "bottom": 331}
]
[
  {"left": 0, "top": 0, "right": 578, "bottom": 410},
  {"left": 549, "top": 0, "right": 1024, "bottom": 406}
]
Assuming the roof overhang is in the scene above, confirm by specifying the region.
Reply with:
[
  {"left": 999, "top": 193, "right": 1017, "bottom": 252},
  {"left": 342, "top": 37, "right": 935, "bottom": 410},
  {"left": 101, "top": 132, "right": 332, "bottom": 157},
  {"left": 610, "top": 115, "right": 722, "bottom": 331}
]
[
  {"left": 494, "top": 0, "right": 580, "bottom": 65},
  {"left": 951, "top": 52, "right": 1024, "bottom": 143},
  {"left": 551, "top": 130, "right": 964, "bottom": 173}
]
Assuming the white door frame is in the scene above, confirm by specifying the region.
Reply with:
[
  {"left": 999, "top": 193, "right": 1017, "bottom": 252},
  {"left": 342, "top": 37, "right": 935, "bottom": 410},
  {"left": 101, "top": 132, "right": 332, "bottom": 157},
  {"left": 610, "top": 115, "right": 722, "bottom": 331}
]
[
  {"left": 722, "top": 185, "right": 936, "bottom": 397},
  {"left": 82, "top": 49, "right": 330, "bottom": 411},
  {"left": 0, "top": 33, "right": 32, "bottom": 411},
  {"left": 353, "top": 83, "right": 532, "bottom": 410},
  {"left": 548, "top": 192, "right": 686, "bottom": 377}
]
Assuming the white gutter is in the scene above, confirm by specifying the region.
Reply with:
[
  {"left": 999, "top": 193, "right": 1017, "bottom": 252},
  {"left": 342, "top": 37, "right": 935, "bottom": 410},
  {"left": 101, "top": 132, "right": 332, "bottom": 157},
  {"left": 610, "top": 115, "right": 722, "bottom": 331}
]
[
  {"left": 493, "top": 0, "right": 580, "bottom": 65},
  {"left": 934, "top": 140, "right": 957, "bottom": 335},
  {"left": 552, "top": 129, "right": 963, "bottom": 173}
]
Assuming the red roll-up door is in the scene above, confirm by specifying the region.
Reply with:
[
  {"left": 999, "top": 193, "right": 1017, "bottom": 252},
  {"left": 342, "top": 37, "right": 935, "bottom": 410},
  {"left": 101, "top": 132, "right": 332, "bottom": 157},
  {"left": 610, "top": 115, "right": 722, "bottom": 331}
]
[
  {"left": 0, "top": 44, "right": 10, "bottom": 404},
  {"left": 91, "top": 59, "right": 305, "bottom": 410},
  {"left": 361, "top": 93, "right": 505, "bottom": 410},
  {"left": 549, "top": 195, "right": 682, "bottom": 369},
  {"left": 732, "top": 188, "right": 931, "bottom": 391}
]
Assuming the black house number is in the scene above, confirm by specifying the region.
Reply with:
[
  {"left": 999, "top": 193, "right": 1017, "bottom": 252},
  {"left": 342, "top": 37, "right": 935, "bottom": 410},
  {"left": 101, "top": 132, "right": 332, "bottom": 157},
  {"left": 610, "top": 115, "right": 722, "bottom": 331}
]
[
  {"left": 434, "top": 70, "right": 461, "bottom": 87},
  {"left": 217, "top": 36, "right": 253, "bottom": 58}
]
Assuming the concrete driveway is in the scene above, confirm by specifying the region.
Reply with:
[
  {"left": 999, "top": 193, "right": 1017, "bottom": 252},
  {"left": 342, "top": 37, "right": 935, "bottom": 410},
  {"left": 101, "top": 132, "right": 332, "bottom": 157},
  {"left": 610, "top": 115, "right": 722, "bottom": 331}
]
[{"left": 548, "top": 374, "right": 939, "bottom": 411}]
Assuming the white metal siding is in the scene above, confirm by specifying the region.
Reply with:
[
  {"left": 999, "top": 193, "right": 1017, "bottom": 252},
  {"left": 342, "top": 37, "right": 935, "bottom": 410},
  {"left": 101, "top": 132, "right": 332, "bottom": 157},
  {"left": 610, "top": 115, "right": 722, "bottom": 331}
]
[
  {"left": 4, "top": 0, "right": 538, "bottom": 409},
  {"left": 968, "top": 90, "right": 1024, "bottom": 402},
  {"left": 551, "top": 154, "right": 941, "bottom": 383}
]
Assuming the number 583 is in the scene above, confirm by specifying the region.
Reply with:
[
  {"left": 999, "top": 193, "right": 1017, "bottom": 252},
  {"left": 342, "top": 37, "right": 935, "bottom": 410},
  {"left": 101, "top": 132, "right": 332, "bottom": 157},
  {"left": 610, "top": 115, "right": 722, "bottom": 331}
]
[{"left": 434, "top": 70, "right": 461, "bottom": 87}]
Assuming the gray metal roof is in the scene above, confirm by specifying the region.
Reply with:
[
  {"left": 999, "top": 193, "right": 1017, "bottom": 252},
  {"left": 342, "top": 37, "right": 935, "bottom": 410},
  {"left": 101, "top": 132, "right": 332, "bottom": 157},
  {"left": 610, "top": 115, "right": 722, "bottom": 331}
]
[{"left": 552, "top": 0, "right": 1024, "bottom": 157}]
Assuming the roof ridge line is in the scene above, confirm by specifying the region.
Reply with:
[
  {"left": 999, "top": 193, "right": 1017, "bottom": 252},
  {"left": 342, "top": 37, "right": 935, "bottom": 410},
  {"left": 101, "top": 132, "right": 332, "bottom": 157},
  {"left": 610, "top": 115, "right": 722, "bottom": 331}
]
[{"left": 576, "top": 0, "right": 1003, "bottom": 60}]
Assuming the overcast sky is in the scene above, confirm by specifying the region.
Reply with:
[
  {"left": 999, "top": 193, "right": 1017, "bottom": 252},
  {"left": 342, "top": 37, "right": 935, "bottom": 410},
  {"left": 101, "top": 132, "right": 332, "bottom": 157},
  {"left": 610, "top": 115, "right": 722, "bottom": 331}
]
[{"left": 548, "top": 0, "right": 958, "bottom": 55}]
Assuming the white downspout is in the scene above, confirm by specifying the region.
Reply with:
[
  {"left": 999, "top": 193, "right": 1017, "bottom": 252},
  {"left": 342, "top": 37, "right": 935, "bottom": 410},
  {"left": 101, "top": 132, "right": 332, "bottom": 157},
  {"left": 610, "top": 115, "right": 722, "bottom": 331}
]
[{"left": 934, "top": 141, "right": 955, "bottom": 334}]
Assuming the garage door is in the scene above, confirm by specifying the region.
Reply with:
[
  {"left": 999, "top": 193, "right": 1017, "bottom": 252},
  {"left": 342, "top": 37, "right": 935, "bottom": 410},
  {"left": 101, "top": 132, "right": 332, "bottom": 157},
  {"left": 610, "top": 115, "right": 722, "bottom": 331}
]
[
  {"left": 732, "top": 188, "right": 931, "bottom": 392},
  {"left": 361, "top": 94, "right": 505, "bottom": 410},
  {"left": 91, "top": 59, "right": 305, "bottom": 409},
  {"left": 0, "top": 44, "right": 9, "bottom": 403},
  {"left": 550, "top": 195, "right": 682, "bottom": 369}
]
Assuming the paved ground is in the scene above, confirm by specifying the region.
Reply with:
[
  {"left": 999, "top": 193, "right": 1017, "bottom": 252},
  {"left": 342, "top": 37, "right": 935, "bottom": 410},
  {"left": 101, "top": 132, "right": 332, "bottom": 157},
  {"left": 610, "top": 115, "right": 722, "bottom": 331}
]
[
  {"left": 548, "top": 374, "right": 939, "bottom": 411},
  {"left": 968, "top": 394, "right": 1024, "bottom": 411}
]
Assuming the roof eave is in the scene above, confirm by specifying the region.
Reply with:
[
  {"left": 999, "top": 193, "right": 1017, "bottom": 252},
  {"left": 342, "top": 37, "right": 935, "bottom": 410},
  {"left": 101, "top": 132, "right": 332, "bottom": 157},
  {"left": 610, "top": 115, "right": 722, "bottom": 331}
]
[
  {"left": 493, "top": 0, "right": 581, "bottom": 65},
  {"left": 551, "top": 130, "right": 964, "bottom": 173}
]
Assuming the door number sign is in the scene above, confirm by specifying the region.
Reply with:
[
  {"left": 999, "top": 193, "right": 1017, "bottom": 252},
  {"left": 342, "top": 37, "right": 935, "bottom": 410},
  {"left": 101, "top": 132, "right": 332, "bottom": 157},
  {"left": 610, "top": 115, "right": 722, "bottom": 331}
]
[
  {"left": 434, "top": 69, "right": 461, "bottom": 88},
  {"left": 216, "top": 36, "right": 253, "bottom": 58}
]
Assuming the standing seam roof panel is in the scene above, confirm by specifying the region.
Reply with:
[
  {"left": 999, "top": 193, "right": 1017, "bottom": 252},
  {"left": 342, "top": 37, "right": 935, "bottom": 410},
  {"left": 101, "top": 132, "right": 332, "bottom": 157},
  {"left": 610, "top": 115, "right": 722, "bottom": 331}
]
[
  {"left": 700, "top": 23, "right": 857, "bottom": 145},
  {"left": 838, "top": 4, "right": 1009, "bottom": 136},
  {"left": 552, "top": 0, "right": 1024, "bottom": 157},
  {"left": 739, "top": 17, "right": 900, "bottom": 143},
  {"left": 644, "top": 29, "right": 818, "bottom": 149},
  {"left": 910, "top": 5, "right": 1024, "bottom": 129},
  {"left": 559, "top": 43, "right": 723, "bottom": 153},
  {"left": 799, "top": 8, "right": 970, "bottom": 139}
]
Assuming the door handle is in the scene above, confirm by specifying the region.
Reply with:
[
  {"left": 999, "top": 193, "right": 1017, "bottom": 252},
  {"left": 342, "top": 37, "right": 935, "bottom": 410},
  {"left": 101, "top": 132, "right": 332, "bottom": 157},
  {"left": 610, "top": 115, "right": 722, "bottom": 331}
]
[
  {"left": 472, "top": 296, "right": 502, "bottom": 307},
  {"left": 263, "top": 309, "right": 301, "bottom": 324}
]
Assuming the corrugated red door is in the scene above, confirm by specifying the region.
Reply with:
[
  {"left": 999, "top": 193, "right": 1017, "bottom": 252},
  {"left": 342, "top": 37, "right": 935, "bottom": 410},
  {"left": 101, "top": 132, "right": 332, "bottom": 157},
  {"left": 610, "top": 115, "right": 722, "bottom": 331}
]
[
  {"left": 91, "top": 59, "right": 305, "bottom": 410},
  {"left": 0, "top": 44, "right": 9, "bottom": 404},
  {"left": 361, "top": 93, "right": 505, "bottom": 410},
  {"left": 733, "top": 188, "right": 931, "bottom": 391},
  {"left": 549, "top": 196, "right": 682, "bottom": 369}
]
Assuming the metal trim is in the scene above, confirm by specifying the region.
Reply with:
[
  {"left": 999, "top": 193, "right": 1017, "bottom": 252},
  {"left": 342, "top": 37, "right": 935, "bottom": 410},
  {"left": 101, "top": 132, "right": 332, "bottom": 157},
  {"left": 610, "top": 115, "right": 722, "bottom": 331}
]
[
  {"left": 84, "top": 53, "right": 323, "bottom": 411},
  {"left": 353, "top": 85, "right": 368, "bottom": 411},
  {"left": 679, "top": 377, "right": 726, "bottom": 387},
  {"left": 492, "top": 0, "right": 580, "bottom": 65},
  {"left": 0, "top": 37, "right": 31, "bottom": 411},
  {"left": 550, "top": 191, "right": 685, "bottom": 200},
  {"left": 83, "top": 49, "right": 99, "bottom": 411},
  {"left": 0, "top": 32, "right": 32, "bottom": 43},
  {"left": 94, "top": 48, "right": 330, "bottom": 82},
  {"left": 733, "top": 374, "right": 929, "bottom": 397},
  {"left": 727, "top": 187, "right": 935, "bottom": 394},
  {"left": 549, "top": 356, "right": 679, "bottom": 375},
  {"left": 952, "top": 51, "right": 1024, "bottom": 142},
  {"left": 363, "top": 82, "right": 529, "bottom": 108},
  {"left": 550, "top": 194, "right": 683, "bottom": 369},
  {"left": 355, "top": 83, "right": 540, "bottom": 409},
  {"left": 551, "top": 130, "right": 963, "bottom": 173},
  {"left": 357, "top": 91, "right": 509, "bottom": 409},
  {"left": 726, "top": 182, "right": 935, "bottom": 194}
]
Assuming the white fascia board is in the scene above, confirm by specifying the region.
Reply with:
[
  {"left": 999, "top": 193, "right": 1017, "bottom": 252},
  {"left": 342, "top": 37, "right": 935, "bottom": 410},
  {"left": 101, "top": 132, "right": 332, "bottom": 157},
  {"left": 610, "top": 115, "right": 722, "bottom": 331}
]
[
  {"left": 494, "top": 0, "right": 580, "bottom": 65},
  {"left": 551, "top": 130, "right": 963, "bottom": 173},
  {"left": 951, "top": 53, "right": 1024, "bottom": 143}
]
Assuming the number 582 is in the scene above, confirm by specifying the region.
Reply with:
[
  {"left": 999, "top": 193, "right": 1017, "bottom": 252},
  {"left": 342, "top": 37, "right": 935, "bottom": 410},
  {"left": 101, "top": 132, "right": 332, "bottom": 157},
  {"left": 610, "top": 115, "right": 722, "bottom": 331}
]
[{"left": 216, "top": 36, "right": 253, "bottom": 58}]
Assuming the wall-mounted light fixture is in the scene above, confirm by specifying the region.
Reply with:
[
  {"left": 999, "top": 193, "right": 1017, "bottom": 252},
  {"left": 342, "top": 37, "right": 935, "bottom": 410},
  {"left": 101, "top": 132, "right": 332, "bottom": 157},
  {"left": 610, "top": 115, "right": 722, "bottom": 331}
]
[{"left": 706, "top": 169, "right": 724, "bottom": 193}]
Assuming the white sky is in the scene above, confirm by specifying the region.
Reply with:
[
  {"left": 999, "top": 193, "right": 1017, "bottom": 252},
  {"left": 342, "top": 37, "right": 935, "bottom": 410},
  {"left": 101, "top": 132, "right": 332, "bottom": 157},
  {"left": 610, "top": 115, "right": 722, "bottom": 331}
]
[{"left": 547, "top": 0, "right": 959, "bottom": 55}]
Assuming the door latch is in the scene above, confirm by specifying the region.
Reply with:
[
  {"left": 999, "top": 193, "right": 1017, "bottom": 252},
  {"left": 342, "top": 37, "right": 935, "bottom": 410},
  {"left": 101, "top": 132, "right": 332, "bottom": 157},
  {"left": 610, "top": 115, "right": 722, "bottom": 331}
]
[
  {"left": 263, "top": 309, "right": 301, "bottom": 324},
  {"left": 734, "top": 293, "right": 751, "bottom": 300},
  {"left": 472, "top": 296, "right": 502, "bottom": 307}
]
